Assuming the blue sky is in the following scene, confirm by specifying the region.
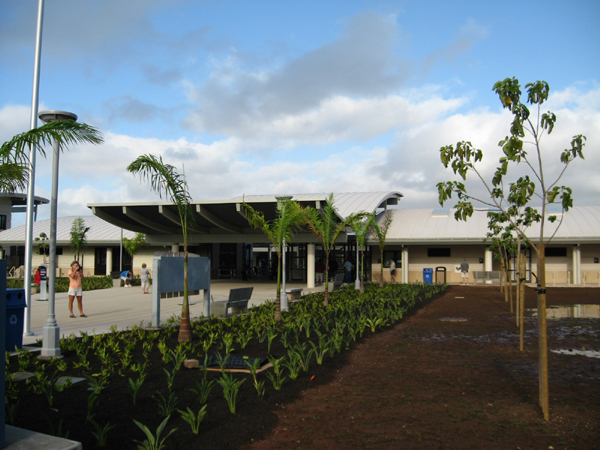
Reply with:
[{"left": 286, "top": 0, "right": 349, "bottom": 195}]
[{"left": 1, "top": 0, "right": 599, "bottom": 226}]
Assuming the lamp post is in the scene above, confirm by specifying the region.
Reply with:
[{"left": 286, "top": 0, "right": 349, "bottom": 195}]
[
  {"left": 275, "top": 196, "right": 292, "bottom": 312},
  {"left": 23, "top": 0, "right": 46, "bottom": 337},
  {"left": 38, "top": 110, "right": 77, "bottom": 358}
]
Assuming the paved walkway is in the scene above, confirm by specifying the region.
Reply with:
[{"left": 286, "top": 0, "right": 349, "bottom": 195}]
[{"left": 22, "top": 280, "right": 325, "bottom": 346}]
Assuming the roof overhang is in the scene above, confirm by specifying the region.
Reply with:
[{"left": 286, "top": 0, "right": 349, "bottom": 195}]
[{"left": 88, "top": 192, "right": 403, "bottom": 244}]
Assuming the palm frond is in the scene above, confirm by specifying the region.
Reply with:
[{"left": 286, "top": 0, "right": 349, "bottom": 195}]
[
  {"left": 0, "top": 121, "right": 103, "bottom": 160},
  {"left": 0, "top": 161, "right": 28, "bottom": 193}
]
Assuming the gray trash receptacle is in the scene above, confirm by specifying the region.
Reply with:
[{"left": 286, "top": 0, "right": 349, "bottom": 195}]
[
  {"left": 423, "top": 268, "right": 433, "bottom": 285},
  {"left": 6, "top": 289, "right": 27, "bottom": 351}
]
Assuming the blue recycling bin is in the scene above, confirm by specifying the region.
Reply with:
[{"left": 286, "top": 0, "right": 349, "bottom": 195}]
[
  {"left": 423, "top": 268, "right": 433, "bottom": 285},
  {"left": 5, "top": 289, "right": 27, "bottom": 351}
]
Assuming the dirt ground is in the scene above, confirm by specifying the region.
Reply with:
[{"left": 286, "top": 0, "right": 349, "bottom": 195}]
[
  {"left": 243, "top": 285, "right": 600, "bottom": 450},
  {"left": 8, "top": 285, "right": 600, "bottom": 449}
]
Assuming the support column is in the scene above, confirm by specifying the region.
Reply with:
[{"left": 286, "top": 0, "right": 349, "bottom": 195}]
[
  {"left": 572, "top": 245, "right": 581, "bottom": 285},
  {"left": 485, "top": 247, "right": 493, "bottom": 284},
  {"left": 401, "top": 247, "right": 409, "bottom": 283},
  {"left": 106, "top": 247, "right": 113, "bottom": 276},
  {"left": 307, "top": 244, "right": 315, "bottom": 288}
]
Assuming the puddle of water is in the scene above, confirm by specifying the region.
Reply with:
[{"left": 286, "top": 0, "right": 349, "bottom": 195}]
[
  {"left": 526, "top": 304, "right": 600, "bottom": 319},
  {"left": 551, "top": 349, "right": 600, "bottom": 359}
]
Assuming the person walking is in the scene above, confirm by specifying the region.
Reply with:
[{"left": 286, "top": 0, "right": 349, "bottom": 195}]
[
  {"left": 68, "top": 261, "right": 86, "bottom": 317},
  {"left": 460, "top": 259, "right": 470, "bottom": 285},
  {"left": 140, "top": 263, "right": 151, "bottom": 294},
  {"left": 390, "top": 258, "right": 396, "bottom": 283}
]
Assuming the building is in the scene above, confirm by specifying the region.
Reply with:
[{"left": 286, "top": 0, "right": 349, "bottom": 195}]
[{"left": 1, "top": 192, "right": 599, "bottom": 285}]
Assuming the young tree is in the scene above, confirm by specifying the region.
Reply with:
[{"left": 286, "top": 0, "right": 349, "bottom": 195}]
[
  {"left": 123, "top": 233, "right": 148, "bottom": 269},
  {"left": 242, "top": 198, "right": 305, "bottom": 320},
  {"left": 0, "top": 121, "right": 103, "bottom": 193},
  {"left": 128, "top": 155, "right": 195, "bottom": 342},
  {"left": 303, "top": 194, "right": 354, "bottom": 306},
  {"left": 70, "top": 217, "right": 90, "bottom": 263},
  {"left": 35, "top": 232, "right": 49, "bottom": 264},
  {"left": 347, "top": 212, "right": 374, "bottom": 293},
  {"left": 437, "top": 78, "right": 586, "bottom": 421},
  {"left": 369, "top": 210, "right": 393, "bottom": 287}
]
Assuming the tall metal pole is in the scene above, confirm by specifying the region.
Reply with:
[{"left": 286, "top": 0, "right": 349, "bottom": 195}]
[
  {"left": 355, "top": 242, "right": 360, "bottom": 290},
  {"left": 38, "top": 110, "right": 78, "bottom": 359},
  {"left": 23, "top": 0, "right": 46, "bottom": 337},
  {"left": 276, "top": 196, "right": 292, "bottom": 312}
]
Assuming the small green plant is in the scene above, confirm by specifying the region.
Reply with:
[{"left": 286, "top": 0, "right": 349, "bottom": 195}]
[
  {"left": 221, "top": 333, "right": 235, "bottom": 354},
  {"left": 266, "top": 356, "right": 286, "bottom": 390},
  {"left": 33, "top": 370, "right": 61, "bottom": 407},
  {"left": 86, "top": 375, "right": 108, "bottom": 395},
  {"left": 17, "top": 348, "right": 31, "bottom": 372},
  {"left": 190, "top": 378, "right": 216, "bottom": 404},
  {"left": 217, "top": 373, "right": 245, "bottom": 414},
  {"left": 284, "top": 351, "right": 302, "bottom": 380},
  {"left": 244, "top": 357, "right": 266, "bottom": 399},
  {"left": 163, "top": 367, "right": 178, "bottom": 392},
  {"left": 129, "top": 376, "right": 145, "bottom": 405},
  {"left": 266, "top": 328, "right": 278, "bottom": 354},
  {"left": 155, "top": 391, "right": 180, "bottom": 417},
  {"left": 91, "top": 420, "right": 116, "bottom": 447},
  {"left": 133, "top": 415, "right": 177, "bottom": 450},
  {"left": 178, "top": 404, "right": 207, "bottom": 434},
  {"left": 87, "top": 392, "right": 100, "bottom": 424}
]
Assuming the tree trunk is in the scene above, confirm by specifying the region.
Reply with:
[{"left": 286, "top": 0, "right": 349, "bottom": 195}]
[
  {"left": 537, "top": 243, "right": 549, "bottom": 421},
  {"left": 519, "top": 253, "right": 525, "bottom": 352},
  {"left": 359, "top": 251, "right": 365, "bottom": 294},
  {"left": 178, "top": 247, "right": 192, "bottom": 342},
  {"left": 323, "top": 266, "right": 329, "bottom": 307},
  {"left": 275, "top": 253, "right": 282, "bottom": 321}
]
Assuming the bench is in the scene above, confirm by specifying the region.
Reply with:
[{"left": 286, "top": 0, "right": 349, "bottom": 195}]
[
  {"left": 473, "top": 271, "right": 502, "bottom": 285},
  {"left": 286, "top": 288, "right": 303, "bottom": 301},
  {"left": 211, "top": 287, "right": 254, "bottom": 317}
]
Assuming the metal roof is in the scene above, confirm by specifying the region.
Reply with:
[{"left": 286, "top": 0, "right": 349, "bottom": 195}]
[
  {"left": 0, "top": 215, "right": 137, "bottom": 246},
  {"left": 378, "top": 206, "right": 600, "bottom": 245},
  {"left": 87, "top": 191, "right": 403, "bottom": 244}
]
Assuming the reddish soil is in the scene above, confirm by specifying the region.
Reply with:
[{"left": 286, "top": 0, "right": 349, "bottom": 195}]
[
  {"left": 243, "top": 286, "right": 600, "bottom": 450},
  {"left": 8, "top": 285, "right": 600, "bottom": 449}
]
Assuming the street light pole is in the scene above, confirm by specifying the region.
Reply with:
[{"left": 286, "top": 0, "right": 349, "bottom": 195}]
[
  {"left": 23, "top": 0, "right": 46, "bottom": 337},
  {"left": 38, "top": 110, "right": 77, "bottom": 359},
  {"left": 276, "top": 196, "right": 292, "bottom": 312}
]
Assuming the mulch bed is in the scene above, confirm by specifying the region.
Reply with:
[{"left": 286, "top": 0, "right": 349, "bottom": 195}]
[{"left": 8, "top": 285, "right": 600, "bottom": 449}]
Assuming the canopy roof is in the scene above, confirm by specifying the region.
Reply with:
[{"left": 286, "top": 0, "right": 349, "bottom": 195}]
[{"left": 87, "top": 191, "right": 402, "bottom": 244}]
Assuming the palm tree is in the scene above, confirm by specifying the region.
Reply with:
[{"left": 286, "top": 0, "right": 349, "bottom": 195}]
[
  {"left": 242, "top": 198, "right": 305, "bottom": 321},
  {"left": 370, "top": 210, "right": 393, "bottom": 287},
  {"left": 303, "top": 194, "right": 356, "bottom": 306},
  {"left": 347, "top": 212, "right": 375, "bottom": 293},
  {"left": 123, "top": 233, "right": 148, "bottom": 269},
  {"left": 0, "top": 121, "right": 103, "bottom": 193},
  {"left": 127, "top": 155, "right": 195, "bottom": 342},
  {"left": 70, "top": 217, "right": 90, "bottom": 262}
]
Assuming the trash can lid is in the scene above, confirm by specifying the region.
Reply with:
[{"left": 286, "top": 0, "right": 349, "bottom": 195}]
[{"left": 6, "top": 289, "right": 28, "bottom": 308}]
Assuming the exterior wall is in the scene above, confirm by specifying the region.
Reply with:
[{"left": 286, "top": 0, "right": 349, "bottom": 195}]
[
  {"left": 371, "top": 244, "right": 501, "bottom": 284},
  {"left": 581, "top": 244, "right": 600, "bottom": 286}
]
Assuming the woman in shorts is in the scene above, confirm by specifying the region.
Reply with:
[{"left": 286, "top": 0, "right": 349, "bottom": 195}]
[{"left": 68, "top": 261, "right": 86, "bottom": 317}]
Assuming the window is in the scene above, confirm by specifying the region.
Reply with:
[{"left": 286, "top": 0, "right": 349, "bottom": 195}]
[
  {"left": 545, "top": 247, "right": 567, "bottom": 257},
  {"left": 427, "top": 248, "right": 451, "bottom": 257},
  {"left": 383, "top": 251, "right": 402, "bottom": 268},
  {"left": 0, "top": 215, "right": 6, "bottom": 230}
]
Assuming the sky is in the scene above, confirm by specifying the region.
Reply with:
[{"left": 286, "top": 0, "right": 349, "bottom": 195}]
[{"left": 1, "top": 0, "right": 599, "bottom": 227}]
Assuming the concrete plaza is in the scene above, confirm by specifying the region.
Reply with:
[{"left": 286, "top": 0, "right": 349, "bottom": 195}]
[{"left": 22, "top": 280, "right": 325, "bottom": 346}]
